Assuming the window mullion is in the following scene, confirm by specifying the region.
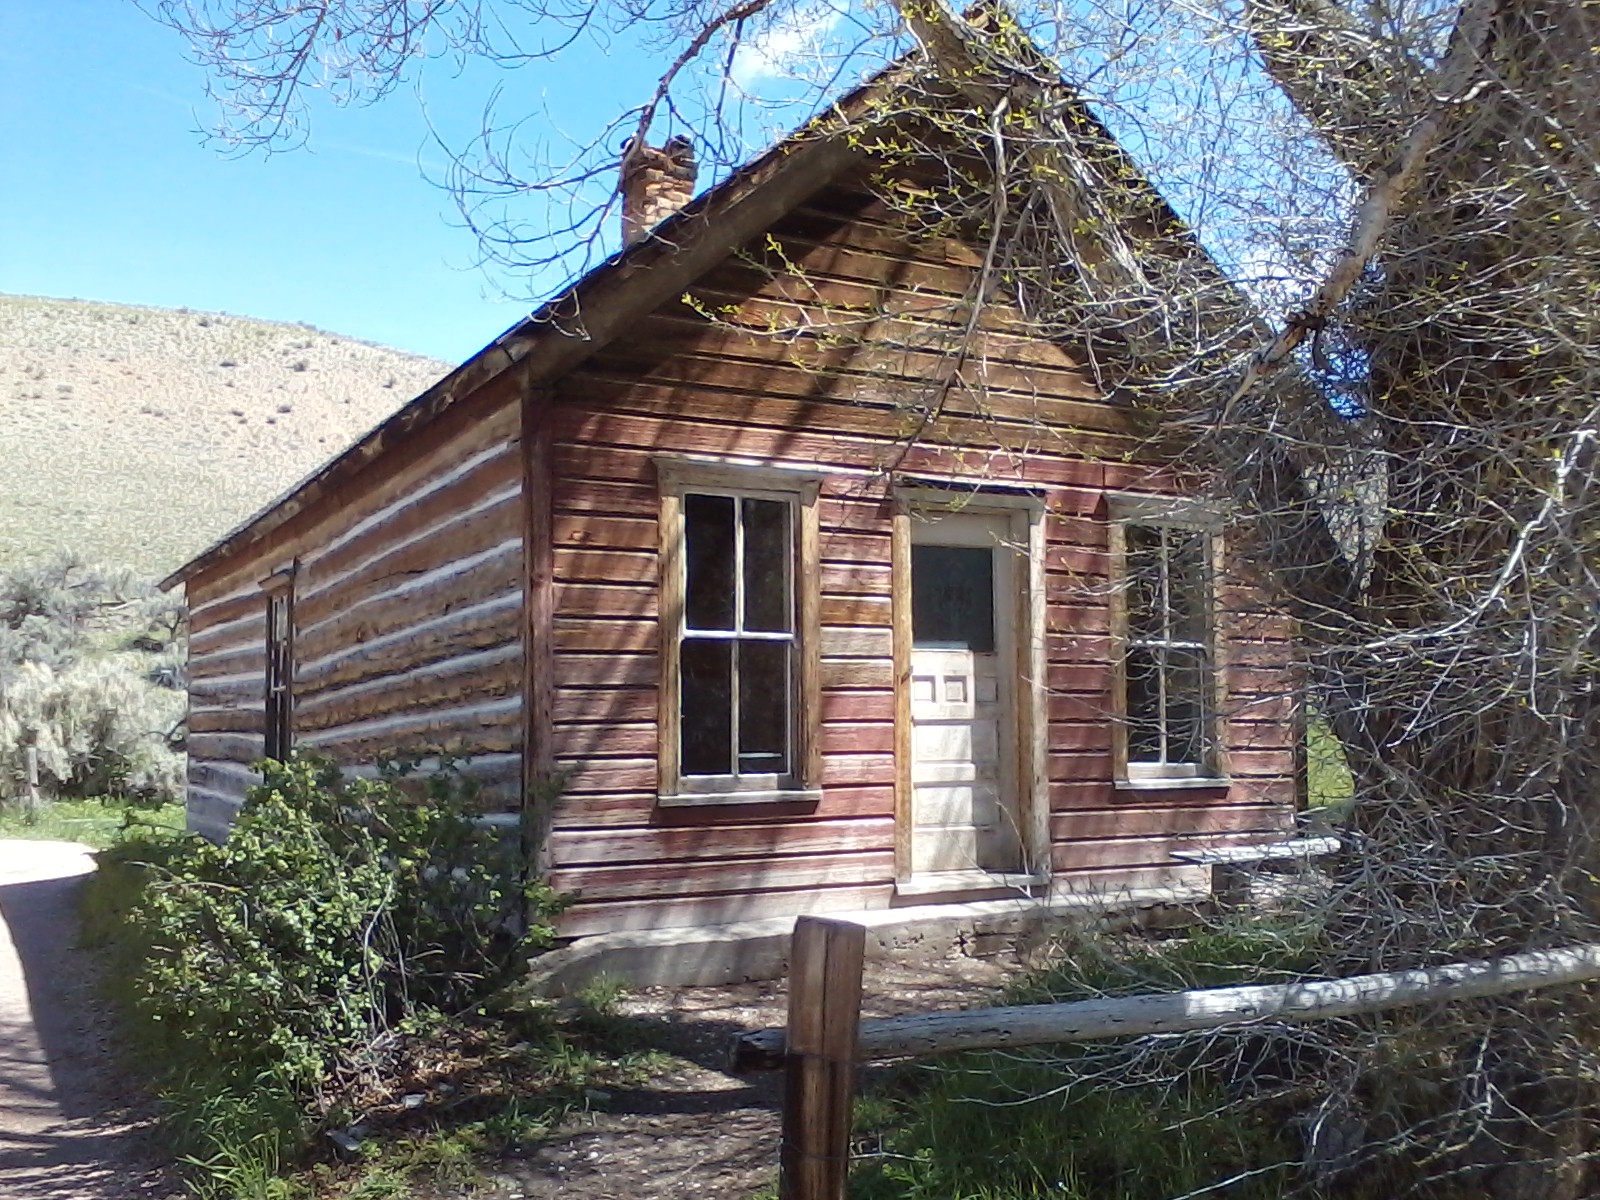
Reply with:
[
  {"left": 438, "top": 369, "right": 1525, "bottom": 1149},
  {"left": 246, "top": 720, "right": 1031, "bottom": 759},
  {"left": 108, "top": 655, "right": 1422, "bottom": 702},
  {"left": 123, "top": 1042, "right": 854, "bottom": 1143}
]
[
  {"left": 732, "top": 500, "right": 746, "bottom": 777},
  {"left": 1156, "top": 644, "right": 1169, "bottom": 765},
  {"left": 1158, "top": 530, "right": 1172, "bottom": 766}
]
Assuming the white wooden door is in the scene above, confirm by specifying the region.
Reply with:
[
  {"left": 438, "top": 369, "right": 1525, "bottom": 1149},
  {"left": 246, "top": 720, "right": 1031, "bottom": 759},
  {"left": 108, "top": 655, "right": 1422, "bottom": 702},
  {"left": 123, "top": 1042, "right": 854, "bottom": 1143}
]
[{"left": 908, "top": 514, "right": 1022, "bottom": 878}]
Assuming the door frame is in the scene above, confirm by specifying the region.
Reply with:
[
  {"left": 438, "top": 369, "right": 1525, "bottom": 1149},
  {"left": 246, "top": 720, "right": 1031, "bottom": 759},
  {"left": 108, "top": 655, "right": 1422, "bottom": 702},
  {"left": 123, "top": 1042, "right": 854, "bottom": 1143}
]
[{"left": 891, "top": 486, "right": 1048, "bottom": 892}]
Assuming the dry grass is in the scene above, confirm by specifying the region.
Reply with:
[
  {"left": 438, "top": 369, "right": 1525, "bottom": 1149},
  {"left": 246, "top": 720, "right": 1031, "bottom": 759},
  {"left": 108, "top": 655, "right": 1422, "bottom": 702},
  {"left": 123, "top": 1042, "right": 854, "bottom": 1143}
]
[{"left": 0, "top": 294, "right": 452, "bottom": 579}]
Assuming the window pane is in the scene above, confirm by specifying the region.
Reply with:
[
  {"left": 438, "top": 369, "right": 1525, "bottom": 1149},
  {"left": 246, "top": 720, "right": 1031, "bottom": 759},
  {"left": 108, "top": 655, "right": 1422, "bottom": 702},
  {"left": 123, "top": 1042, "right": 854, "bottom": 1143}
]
[
  {"left": 681, "top": 638, "right": 733, "bottom": 774},
  {"left": 742, "top": 498, "right": 791, "bottom": 633},
  {"left": 739, "top": 641, "right": 790, "bottom": 774},
  {"left": 1126, "top": 647, "right": 1163, "bottom": 761},
  {"left": 1125, "top": 524, "right": 1163, "bottom": 640},
  {"left": 1165, "top": 648, "right": 1208, "bottom": 765},
  {"left": 1167, "top": 529, "right": 1209, "bottom": 644},
  {"left": 912, "top": 545, "right": 996, "bottom": 652},
  {"left": 684, "top": 493, "right": 736, "bottom": 630}
]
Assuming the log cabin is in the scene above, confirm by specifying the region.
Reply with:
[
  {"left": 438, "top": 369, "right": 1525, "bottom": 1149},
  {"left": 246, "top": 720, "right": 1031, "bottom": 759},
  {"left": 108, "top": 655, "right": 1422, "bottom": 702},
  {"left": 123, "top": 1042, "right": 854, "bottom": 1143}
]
[{"left": 163, "top": 71, "right": 1299, "bottom": 940}]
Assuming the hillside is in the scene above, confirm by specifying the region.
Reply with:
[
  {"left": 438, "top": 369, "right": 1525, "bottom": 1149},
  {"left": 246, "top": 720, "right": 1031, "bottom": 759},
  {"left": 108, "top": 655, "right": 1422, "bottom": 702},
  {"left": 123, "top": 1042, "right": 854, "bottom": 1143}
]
[{"left": 0, "top": 294, "right": 454, "bottom": 579}]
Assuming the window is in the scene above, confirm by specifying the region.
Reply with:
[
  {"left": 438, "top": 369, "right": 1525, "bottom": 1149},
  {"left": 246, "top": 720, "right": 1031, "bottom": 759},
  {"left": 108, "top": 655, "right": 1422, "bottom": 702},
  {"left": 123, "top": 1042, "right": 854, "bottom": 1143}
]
[
  {"left": 1110, "top": 500, "right": 1223, "bottom": 783},
  {"left": 658, "top": 460, "right": 822, "bottom": 804},
  {"left": 263, "top": 570, "right": 295, "bottom": 762}
]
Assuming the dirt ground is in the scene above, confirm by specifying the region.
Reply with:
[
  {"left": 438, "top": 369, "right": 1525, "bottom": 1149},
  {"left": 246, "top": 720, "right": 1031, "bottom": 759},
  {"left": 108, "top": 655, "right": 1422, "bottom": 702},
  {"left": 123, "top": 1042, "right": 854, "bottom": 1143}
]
[
  {"left": 0, "top": 841, "right": 176, "bottom": 1200},
  {"left": 457, "top": 953, "right": 1019, "bottom": 1200}
]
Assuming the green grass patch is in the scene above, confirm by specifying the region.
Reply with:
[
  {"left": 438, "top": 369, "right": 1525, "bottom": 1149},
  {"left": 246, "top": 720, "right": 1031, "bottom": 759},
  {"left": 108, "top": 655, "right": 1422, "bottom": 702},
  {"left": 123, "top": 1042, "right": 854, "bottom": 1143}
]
[
  {"left": 850, "top": 925, "right": 1316, "bottom": 1200},
  {"left": 1307, "top": 715, "right": 1356, "bottom": 813},
  {"left": 0, "top": 796, "right": 182, "bottom": 847}
]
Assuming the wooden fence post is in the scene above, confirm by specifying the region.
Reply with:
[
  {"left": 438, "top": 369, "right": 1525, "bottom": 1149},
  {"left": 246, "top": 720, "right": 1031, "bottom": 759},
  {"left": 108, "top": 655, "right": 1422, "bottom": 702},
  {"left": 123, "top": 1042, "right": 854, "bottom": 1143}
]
[
  {"left": 780, "top": 916, "right": 867, "bottom": 1200},
  {"left": 23, "top": 746, "right": 39, "bottom": 818}
]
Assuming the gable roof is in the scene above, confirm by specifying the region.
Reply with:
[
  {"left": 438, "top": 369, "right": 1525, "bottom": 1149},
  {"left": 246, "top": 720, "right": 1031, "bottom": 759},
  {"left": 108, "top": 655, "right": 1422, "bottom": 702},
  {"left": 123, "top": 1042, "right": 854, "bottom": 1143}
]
[{"left": 162, "top": 44, "right": 1214, "bottom": 591}]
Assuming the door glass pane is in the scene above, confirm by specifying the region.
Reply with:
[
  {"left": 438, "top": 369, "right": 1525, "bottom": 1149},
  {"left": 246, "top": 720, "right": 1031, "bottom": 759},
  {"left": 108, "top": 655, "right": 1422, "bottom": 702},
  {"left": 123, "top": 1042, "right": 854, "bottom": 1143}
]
[
  {"left": 742, "top": 498, "right": 791, "bottom": 633},
  {"left": 1125, "top": 646, "right": 1162, "bottom": 761},
  {"left": 684, "top": 493, "right": 735, "bottom": 631},
  {"left": 681, "top": 637, "right": 732, "bottom": 774},
  {"left": 738, "top": 640, "right": 790, "bottom": 774},
  {"left": 1165, "top": 648, "right": 1207, "bottom": 765},
  {"left": 912, "top": 545, "right": 996, "bottom": 652}
]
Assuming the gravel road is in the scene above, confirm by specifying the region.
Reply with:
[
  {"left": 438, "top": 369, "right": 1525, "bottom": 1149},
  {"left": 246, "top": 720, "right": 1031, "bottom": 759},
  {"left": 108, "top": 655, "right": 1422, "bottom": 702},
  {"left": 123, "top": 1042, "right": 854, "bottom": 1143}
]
[{"left": 0, "top": 840, "right": 173, "bottom": 1199}]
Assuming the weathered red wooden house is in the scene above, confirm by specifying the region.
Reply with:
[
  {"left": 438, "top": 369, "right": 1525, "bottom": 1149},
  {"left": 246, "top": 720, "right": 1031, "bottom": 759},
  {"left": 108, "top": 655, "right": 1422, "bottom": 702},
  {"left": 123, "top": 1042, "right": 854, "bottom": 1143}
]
[{"left": 165, "top": 78, "right": 1298, "bottom": 939}]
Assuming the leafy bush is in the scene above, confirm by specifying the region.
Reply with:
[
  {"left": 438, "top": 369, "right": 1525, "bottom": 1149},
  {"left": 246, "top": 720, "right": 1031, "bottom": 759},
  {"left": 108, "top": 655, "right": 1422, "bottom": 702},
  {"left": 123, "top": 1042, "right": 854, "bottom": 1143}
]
[
  {"left": 86, "top": 754, "right": 564, "bottom": 1172},
  {"left": 0, "top": 554, "right": 185, "bottom": 804}
]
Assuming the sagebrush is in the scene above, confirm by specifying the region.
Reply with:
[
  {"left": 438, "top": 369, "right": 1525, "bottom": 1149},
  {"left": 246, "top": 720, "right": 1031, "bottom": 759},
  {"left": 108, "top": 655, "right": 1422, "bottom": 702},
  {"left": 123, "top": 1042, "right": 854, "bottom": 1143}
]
[{"left": 0, "top": 554, "right": 184, "bottom": 805}]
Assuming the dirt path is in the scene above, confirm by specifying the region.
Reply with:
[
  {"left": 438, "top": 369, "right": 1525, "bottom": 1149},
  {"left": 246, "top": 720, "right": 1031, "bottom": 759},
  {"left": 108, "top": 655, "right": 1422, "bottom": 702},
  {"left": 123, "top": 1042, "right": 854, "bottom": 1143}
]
[
  {"left": 461, "top": 955, "right": 1017, "bottom": 1200},
  {"left": 0, "top": 840, "right": 173, "bottom": 1199}
]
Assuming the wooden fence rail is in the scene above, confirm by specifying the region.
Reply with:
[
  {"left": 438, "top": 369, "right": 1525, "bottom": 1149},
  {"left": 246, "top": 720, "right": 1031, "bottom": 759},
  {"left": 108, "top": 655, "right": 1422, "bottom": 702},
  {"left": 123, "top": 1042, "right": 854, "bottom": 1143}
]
[{"left": 742, "top": 918, "right": 1600, "bottom": 1200}]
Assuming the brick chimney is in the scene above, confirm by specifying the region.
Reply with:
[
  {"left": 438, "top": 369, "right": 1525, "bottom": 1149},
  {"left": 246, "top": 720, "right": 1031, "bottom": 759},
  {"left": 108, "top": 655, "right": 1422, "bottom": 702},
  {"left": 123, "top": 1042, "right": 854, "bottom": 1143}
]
[{"left": 620, "top": 135, "right": 698, "bottom": 247}]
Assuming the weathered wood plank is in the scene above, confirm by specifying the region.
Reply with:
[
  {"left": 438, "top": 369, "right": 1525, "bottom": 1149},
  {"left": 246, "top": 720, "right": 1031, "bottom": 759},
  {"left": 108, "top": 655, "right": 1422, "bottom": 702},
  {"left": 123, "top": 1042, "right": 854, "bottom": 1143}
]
[
  {"left": 549, "top": 816, "right": 895, "bottom": 866},
  {"left": 551, "top": 408, "right": 1134, "bottom": 477},
  {"left": 555, "top": 883, "right": 896, "bottom": 938},
  {"left": 583, "top": 346, "right": 1110, "bottom": 425},
  {"left": 296, "top": 595, "right": 523, "bottom": 690},
  {"left": 550, "top": 850, "right": 894, "bottom": 901},
  {"left": 190, "top": 642, "right": 268, "bottom": 680},
  {"left": 300, "top": 439, "right": 521, "bottom": 588},
  {"left": 1050, "top": 805, "right": 1290, "bottom": 842},
  {"left": 821, "top": 658, "right": 894, "bottom": 690},
  {"left": 552, "top": 685, "right": 655, "bottom": 725},
  {"left": 296, "top": 496, "right": 523, "bottom": 630},
  {"left": 295, "top": 538, "right": 523, "bottom": 660},
  {"left": 1051, "top": 834, "right": 1262, "bottom": 872},
  {"left": 570, "top": 379, "right": 1130, "bottom": 458},
  {"left": 737, "top": 944, "right": 1600, "bottom": 1068},
  {"left": 780, "top": 916, "right": 866, "bottom": 1200},
  {"left": 548, "top": 784, "right": 894, "bottom": 828},
  {"left": 298, "top": 696, "right": 522, "bottom": 761},
  {"left": 187, "top": 731, "right": 263, "bottom": 766},
  {"left": 296, "top": 643, "right": 523, "bottom": 731},
  {"left": 551, "top": 721, "right": 656, "bottom": 759},
  {"left": 555, "top": 652, "right": 656, "bottom": 689},
  {"left": 188, "top": 672, "right": 266, "bottom": 706},
  {"left": 189, "top": 708, "right": 268, "bottom": 735}
]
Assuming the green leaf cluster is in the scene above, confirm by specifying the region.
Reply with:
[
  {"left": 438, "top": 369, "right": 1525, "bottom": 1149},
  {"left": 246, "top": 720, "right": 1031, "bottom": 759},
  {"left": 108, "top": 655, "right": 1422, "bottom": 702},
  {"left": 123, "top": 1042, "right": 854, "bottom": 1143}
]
[{"left": 91, "top": 754, "right": 563, "bottom": 1162}]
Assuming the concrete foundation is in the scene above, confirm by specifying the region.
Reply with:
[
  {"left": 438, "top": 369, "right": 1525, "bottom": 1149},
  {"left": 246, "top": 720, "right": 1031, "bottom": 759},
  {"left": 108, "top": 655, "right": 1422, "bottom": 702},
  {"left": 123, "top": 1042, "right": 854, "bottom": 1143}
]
[{"left": 526, "top": 884, "right": 1206, "bottom": 994}]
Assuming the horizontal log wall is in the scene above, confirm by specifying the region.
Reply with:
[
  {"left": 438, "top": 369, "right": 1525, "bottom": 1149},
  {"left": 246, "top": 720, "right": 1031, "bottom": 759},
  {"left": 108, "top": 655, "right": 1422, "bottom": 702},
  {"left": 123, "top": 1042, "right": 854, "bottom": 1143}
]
[
  {"left": 186, "top": 580, "right": 269, "bottom": 840},
  {"left": 184, "top": 378, "right": 526, "bottom": 836},
  {"left": 546, "top": 180, "right": 1296, "bottom": 936}
]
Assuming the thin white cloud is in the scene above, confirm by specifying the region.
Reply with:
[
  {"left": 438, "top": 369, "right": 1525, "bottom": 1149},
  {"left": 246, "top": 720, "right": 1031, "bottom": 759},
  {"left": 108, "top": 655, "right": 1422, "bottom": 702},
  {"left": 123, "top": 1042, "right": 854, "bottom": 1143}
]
[{"left": 730, "top": 3, "right": 845, "bottom": 87}]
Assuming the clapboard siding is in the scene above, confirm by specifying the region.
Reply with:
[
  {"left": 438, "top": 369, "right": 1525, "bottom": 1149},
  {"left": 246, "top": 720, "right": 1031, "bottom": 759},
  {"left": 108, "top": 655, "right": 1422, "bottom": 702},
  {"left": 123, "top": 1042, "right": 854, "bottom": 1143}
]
[
  {"left": 183, "top": 384, "right": 527, "bottom": 828},
  {"left": 540, "top": 176, "right": 1299, "bottom": 936}
]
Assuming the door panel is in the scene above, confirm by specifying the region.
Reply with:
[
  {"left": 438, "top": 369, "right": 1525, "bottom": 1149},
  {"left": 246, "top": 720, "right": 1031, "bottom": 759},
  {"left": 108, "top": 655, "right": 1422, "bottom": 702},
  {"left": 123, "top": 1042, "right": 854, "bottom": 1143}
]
[{"left": 909, "top": 612, "right": 1021, "bottom": 876}]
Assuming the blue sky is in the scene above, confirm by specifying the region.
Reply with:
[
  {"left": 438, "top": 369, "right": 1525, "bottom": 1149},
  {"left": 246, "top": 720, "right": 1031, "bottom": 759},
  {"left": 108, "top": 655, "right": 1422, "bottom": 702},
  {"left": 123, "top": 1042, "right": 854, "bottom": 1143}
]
[
  {"left": 0, "top": 2, "right": 685, "bottom": 362},
  {"left": 0, "top": 3, "right": 1339, "bottom": 364}
]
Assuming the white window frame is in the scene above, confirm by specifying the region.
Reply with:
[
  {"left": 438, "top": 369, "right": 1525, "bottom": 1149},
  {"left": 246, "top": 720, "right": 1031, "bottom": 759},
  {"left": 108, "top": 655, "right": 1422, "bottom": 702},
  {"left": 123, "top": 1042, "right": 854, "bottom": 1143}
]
[
  {"left": 1108, "top": 495, "right": 1227, "bottom": 787},
  {"left": 656, "top": 458, "right": 823, "bottom": 807}
]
